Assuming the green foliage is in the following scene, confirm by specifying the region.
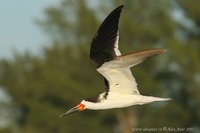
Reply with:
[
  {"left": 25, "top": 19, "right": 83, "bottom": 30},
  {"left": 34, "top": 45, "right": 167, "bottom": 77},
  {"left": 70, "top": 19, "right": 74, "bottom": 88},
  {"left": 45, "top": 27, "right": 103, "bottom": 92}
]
[{"left": 0, "top": 0, "right": 199, "bottom": 133}]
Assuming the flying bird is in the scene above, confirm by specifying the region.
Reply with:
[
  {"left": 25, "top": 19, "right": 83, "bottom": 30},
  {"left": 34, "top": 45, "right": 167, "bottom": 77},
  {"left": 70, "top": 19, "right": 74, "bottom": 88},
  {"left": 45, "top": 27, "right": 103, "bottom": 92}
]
[{"left": 60, "top": 5, "right": 170, "bottom": 117}]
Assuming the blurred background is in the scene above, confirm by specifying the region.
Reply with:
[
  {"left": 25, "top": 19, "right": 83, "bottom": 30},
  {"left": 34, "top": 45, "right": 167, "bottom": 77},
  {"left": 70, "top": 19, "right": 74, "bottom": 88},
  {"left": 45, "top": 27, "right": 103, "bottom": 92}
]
[{"left": 0, "top": 0, "right": 200, "bottom": 133}]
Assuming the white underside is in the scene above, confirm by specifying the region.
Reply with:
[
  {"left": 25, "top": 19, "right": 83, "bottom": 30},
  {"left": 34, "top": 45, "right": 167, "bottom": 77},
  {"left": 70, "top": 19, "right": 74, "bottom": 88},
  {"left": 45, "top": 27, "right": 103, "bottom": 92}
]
[{"left": 82, "top": 93, "right": 171, "bottom": 110}]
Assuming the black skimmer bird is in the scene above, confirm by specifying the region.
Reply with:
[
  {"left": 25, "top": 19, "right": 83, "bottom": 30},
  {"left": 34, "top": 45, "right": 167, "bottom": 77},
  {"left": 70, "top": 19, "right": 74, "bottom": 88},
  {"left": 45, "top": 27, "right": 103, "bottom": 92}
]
[{"left": 60, "top": 5, "right": 170, "bottom": 117}]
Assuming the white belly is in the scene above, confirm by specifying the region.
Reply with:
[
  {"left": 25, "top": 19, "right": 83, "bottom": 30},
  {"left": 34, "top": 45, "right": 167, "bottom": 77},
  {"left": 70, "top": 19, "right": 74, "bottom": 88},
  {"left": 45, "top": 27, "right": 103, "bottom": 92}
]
[{"left": 83, "top": 93, "right": 170, "bottom": 110}]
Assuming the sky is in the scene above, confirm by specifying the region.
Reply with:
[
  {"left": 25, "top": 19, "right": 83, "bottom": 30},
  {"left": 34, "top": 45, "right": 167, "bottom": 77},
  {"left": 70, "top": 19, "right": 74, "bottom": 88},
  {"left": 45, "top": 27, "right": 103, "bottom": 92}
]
[
  {"left": 0, "top": 0, "right": 59, "bottom": 59},
  {"left": 0, "top": 0, "right": 60, "bottom": 127}
]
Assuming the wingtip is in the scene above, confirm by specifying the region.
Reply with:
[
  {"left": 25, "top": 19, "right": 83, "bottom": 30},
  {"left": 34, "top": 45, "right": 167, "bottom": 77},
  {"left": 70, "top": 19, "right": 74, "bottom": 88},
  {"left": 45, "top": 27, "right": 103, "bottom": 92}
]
[
  {"left": 117, "top": 5, "right": 124, "bottom": 11},
  {"left": 114, "top": 5, "right": 124, "bottom": 12},
  {"left": 119, "top": 5, "right": 124, "bottom": 9},
  {"left": 152, "top": 48, "right": 167, "bottom": 54},
  {"left": 162, "top": 49, "right": 167, "bottom": 53}
]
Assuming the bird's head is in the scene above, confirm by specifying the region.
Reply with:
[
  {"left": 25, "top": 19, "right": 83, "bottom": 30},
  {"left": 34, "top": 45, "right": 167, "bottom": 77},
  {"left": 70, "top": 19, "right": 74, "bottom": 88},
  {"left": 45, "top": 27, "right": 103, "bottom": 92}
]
[
  {"left": 59, "top": 97, "right": 99, "bottom": 117},
  {"left": 59, "top": 102, "right": 85, "bottom": 117}
]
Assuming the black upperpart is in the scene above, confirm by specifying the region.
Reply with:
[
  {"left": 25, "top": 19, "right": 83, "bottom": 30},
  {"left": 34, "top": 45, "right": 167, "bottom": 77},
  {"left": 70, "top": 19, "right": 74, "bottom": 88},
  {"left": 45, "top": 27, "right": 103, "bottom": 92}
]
[
  {"left": 90, "top": 5, "right": 124, "bottom": 68},
  {"left": 84, "top": 78, "right": 110, "bottom": 103},
  {"left": 84, "top": 95, "right": 100, "bottom": 103}
]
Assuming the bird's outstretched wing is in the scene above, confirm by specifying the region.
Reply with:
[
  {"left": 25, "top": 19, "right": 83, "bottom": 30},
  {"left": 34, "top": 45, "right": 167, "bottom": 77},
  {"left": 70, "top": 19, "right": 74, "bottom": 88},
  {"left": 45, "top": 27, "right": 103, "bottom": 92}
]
[
  {"left": 90, "top": 5, "right": 167, "bottom": 95},
  {"left": 90, "top": 5, "right": 123, "bottom": 68},
  {"left": 97, "top": 49, "right": 166, "bottom": 94}
]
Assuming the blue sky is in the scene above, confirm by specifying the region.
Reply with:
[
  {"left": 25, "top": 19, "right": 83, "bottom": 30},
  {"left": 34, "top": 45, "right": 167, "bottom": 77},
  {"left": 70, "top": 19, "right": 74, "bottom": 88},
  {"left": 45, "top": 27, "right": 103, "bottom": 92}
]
[{"left": 0, "top": 0, "right": 59, "bottom": 59}]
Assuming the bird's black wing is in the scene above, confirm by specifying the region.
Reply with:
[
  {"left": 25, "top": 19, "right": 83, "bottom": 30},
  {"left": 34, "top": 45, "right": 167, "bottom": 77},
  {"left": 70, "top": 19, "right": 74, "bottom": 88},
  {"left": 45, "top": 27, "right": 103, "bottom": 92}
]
[{"left": 90, "top": 5, "right": 124, "bottom": 68}]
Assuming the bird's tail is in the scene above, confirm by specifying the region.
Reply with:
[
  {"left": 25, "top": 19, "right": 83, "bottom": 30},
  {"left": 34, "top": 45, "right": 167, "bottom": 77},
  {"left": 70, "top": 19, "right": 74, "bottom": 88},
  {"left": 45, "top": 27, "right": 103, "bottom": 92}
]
[
  {"left": 112, "top": 49, "right": 167, "bottom": 68},
  {"left": 139, "top": 95, "right": 172, "bottom": 105}
]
